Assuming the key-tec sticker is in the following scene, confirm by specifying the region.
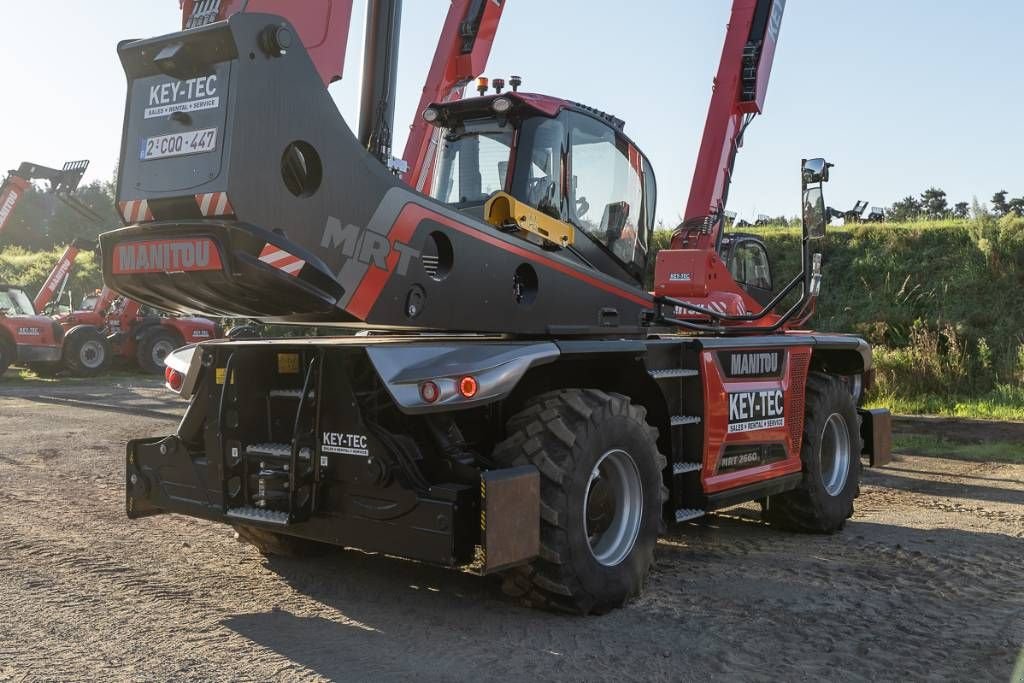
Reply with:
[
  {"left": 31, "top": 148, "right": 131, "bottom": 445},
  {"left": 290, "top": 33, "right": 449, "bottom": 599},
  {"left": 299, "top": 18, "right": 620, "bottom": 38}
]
[
  {"left": 728, "top": 389, "right": 785, "bottom": 433},
  {"left": 321, "top": 432, "right": 369, "bottom": 457}
]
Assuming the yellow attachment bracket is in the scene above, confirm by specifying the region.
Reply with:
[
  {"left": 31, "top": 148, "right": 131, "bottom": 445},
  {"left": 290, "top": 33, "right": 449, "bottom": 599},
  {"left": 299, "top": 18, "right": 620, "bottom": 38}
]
[{"left": 484, "top": 192, "right": 575, "bottom": 248}]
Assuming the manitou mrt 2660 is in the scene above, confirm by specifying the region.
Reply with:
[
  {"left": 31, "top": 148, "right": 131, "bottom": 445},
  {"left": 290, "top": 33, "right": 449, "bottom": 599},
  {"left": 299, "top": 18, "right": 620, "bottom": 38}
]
[{"left": 104, "top": 0, "right": 891, "bottom": 613}]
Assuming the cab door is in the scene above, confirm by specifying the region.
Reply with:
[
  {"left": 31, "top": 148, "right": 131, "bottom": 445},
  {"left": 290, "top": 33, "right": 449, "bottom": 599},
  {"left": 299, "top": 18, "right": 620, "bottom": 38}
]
[{"left": 724, "top": 235, "right": 773, "bottom": 307}]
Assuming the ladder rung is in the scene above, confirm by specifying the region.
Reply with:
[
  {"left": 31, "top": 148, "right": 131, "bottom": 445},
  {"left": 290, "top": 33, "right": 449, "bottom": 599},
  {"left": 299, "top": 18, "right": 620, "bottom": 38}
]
[
  {"left": 648, "top": 368, "right": 699, "bottom": 379},
  {"left": 672, "top": 462, "right": 701, "bottom": 475},
  {"left": 246, "top": 443, "right": 311, "bottom": 460},
  {"left": 226, "top": 506, "right": 289, "bottom": 526},
  {"left": 268, "top": 389, "right": 314, "bottom": 399},
  {"left": 675, "top": 508, "right": 706, "bottom": 523},
  {"left": 671, "top": 415, "right": 702, "bottom": 427}
]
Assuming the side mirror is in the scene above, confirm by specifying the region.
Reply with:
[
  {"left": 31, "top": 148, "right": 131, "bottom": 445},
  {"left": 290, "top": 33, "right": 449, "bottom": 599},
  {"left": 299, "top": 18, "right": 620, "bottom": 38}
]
[
  {"left": 803, "top": 186, "right": 827, "bottom": 240},
  {"left": 802, "top": 158, "right": 832, "bottom": 185}
]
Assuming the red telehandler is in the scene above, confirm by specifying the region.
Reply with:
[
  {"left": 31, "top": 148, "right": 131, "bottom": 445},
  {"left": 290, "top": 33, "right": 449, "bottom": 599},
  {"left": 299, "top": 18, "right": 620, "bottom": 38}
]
[
  {"left": 31, "top": 241, "right": 221, "bottom": 375},
  {"left": 105, "top": 0, "right": 891, "bottom": 614},
  {"left": 0, "top": 159, "right": 99, "bottom": 375}
]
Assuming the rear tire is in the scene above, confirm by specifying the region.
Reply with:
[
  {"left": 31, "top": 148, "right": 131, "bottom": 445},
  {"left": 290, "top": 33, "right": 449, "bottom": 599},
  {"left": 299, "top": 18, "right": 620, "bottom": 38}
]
[
  {"left": 63, "top": 327, "right": 111, "bottom": 377},
  {"left": 764, "top": 373, "right": 862, "bottom": 533},
  {"left": 492, "top": 389, "right": 668, "bottom": 614},
  {"left": 233, "top": 524, "right": 334, "bottom": 557},
  {"left": 136, "top": 327, "right": 181, "bottom": 374}
]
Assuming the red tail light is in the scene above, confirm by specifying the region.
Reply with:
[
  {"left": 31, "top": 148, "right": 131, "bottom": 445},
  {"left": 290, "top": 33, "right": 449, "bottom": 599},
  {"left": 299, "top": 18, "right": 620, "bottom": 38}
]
[
  {"left": 164, "top": 366, "right": 184, "bottom": 392},
  {"left": 458, "top": 376, "right": 478, "bottom": 399}
]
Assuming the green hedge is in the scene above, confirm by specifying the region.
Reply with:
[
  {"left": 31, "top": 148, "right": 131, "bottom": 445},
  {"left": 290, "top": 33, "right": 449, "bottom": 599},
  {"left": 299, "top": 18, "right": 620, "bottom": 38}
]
[{"left": 0, "top": 246, "right": 103, "bottom": 309}]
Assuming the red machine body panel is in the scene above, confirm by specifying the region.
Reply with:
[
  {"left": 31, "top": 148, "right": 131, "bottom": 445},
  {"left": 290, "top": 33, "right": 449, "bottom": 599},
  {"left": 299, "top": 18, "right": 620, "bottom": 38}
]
[
  {"left": 179, "top": 0, "right": 353, "bottom": 85},
  {"left": 0, "top": 175, "right": 30, "bottom": 235},
  {"left": 700, "top": 344, "right": 809, "bottom": 493}
]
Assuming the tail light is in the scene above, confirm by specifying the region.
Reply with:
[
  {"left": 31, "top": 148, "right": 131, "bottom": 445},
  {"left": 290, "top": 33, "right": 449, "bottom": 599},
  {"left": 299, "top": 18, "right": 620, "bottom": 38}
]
[{"left": 165, "top": 366, "right": 184, "bottom": 393}]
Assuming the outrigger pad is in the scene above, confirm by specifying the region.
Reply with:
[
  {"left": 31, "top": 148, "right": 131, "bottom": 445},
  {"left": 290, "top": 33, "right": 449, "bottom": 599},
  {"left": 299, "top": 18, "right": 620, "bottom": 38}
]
[
  {"left": 481, "top": 466, "right": 540, "bottom": 573},
  {"left": 859, "top": 408, "right": 893, "bottom": 467}
]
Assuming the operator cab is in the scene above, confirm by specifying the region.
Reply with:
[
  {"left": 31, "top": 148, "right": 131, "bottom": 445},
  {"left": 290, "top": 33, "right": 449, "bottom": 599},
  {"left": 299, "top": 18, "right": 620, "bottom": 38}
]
[
  {"left": 0, "top": 285, "right": 37, "bottom": 317},
  {"left": 423, "top": 92, "right": 656, "bottom": 286}
]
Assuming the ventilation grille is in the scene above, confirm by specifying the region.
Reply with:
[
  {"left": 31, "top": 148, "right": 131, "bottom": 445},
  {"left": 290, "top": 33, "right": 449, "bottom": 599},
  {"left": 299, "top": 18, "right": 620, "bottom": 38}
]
[{"left": 787, "top": 350, "right": 811, "bottom": 455}]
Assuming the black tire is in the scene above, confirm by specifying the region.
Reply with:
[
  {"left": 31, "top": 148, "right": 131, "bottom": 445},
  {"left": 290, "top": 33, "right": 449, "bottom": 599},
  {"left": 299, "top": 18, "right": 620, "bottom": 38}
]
[
  {"left": 233, "top": 524, "right": 334, "bottom": 557},
  {"left": 492, "top": 389, "right": 668, "bottom": 614},
  {"left": 62, "top": 327, "right": 111, "bottom": 377},
  {"left": 764, "top": 373, "right": 863, "bottom": 533},
  {"left": 0, "top": 337, "right": 14, "bottom": 376},
  {"left": 136, "top": 327, "right": 181, "bottom": 374}
]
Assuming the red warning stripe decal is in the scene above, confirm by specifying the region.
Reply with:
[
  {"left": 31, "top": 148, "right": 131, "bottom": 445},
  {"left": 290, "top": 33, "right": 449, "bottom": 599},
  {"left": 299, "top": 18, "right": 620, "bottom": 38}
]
[
  {"left": 119, "top": 199, "right": 154, "bottom": 223},
  {"left": 196, "top": 192, "right": 235, "bottom": 217},
  {"left": 258, "top": 243, "right": 305, "bottom": 277}
]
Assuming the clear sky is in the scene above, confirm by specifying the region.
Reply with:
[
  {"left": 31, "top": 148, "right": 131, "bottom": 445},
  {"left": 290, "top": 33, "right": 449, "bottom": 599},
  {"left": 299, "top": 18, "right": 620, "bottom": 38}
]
[{"left": 2, "top": 1, "right": 1021, "bottom": 226}]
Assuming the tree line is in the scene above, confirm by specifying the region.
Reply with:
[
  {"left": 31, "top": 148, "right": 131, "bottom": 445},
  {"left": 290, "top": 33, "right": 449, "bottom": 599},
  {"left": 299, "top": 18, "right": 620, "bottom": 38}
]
[{"left": 886, "top": 188, "right": 1024, "bottom": 222}]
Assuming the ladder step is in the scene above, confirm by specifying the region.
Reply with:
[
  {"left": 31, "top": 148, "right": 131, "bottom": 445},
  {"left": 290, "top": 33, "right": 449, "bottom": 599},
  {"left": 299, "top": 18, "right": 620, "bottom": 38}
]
[
  {"left": 675, "top": 508, "right": 706, "bottom": 523},
  {"left": 648, "top": 368, "right": 699, "bottom": 379},
  {"left": 672, "top": 462, "right": 702, "bottom": 475},
  {"left": 671, "top": 415, "right": 702, "bottom": 427},
  {"left": 267, "top": 389, "right": 315, "bottom": 399},
  {"left": 226, "top": 506, "right": 289, "bottom": 526},
  {"left": 246, "top": 443, "right": 311, "bottom": 460}
]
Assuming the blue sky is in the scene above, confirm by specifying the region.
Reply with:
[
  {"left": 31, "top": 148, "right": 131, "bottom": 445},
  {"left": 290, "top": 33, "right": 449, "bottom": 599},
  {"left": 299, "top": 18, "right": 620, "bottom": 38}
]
[{"left": 2, "top": 1, "right": 1021, "bottom": 226}]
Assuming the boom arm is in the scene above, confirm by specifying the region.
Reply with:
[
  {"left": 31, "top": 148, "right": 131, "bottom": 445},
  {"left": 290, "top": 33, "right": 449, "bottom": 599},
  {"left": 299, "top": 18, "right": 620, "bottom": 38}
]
[
  {"left": 675, "top": 0, "right": 785, "bottom": 251},
  {"left": 0, "top": 160, "right": 95, "bottom": 235},
  {"left": 179, "top": 0, "right": 354, "bottom": 86},
  {"left": 34, "top": 238, "right": 96, "bottom": 312},
  {"left": 401, "top": 0, "right": 506, "bottom": 192}
]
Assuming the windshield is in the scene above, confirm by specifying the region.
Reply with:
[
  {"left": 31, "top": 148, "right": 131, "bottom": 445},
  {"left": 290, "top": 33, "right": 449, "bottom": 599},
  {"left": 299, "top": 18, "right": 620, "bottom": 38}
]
[
  {"left": 429, "top": 119, "right": 513, "bottom": 207},
  {"left": 0, "top": 288, "right": 36, "bottom": 316}
]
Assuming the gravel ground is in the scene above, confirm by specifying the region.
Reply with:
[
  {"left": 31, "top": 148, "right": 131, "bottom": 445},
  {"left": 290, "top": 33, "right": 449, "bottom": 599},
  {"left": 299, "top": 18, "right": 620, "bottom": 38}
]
[{"left": 0, "top": 378, "right": 1021, "bottom": 682}]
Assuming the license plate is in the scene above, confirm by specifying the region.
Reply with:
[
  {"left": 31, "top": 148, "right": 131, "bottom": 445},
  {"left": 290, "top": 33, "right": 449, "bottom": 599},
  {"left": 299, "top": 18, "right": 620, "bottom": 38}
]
[{"left": 141, "top": 128, "right": 217, "bottom": 161}]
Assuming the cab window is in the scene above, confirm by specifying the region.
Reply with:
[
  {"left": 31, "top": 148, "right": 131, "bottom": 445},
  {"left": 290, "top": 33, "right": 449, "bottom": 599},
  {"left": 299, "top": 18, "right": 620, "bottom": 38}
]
[
  {"left": 430, "top": 118, "right": 513, "bottom": 207},
  {"left": 509, "top": 116, "right": 566, "bottom": 219},
  {"left": 565, "top": 113, "right": 649, "bottom": 275},
  {"left": 729, "top": 240, "right": 772, "bottom": 290}
]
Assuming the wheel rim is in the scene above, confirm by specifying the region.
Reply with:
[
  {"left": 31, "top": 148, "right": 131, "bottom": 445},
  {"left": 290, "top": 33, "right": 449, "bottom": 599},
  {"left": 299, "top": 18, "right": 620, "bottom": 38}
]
[
  {"left": 819, "top": 413, "right": 851, "bottom": 496},
  {"left": 80, "top": 340, "right": 106, "bottom": 369},
  {"left": 151, "top": 339, "right": 175, "bottom": 367},
  {"left": 583, "top": 448, "right": 643, "bottom": 567}
]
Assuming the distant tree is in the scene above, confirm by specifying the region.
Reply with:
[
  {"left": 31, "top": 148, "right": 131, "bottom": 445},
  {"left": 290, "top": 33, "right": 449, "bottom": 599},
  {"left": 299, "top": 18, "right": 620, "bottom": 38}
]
[
  {"left": 920, "top": 187, "right": 948, "bottom": 219},
  {"left": 887, "top": 195, "right": 922, "bottom": 222},
  {"left": 1008, "top": 196, "right": 1024, "bottom": 218},
  {"left": 991, "top": 190, "right": 1010, "bottom": 217},
  {"left": 952, "top": 201, "right": 970, "bottom": 219}
]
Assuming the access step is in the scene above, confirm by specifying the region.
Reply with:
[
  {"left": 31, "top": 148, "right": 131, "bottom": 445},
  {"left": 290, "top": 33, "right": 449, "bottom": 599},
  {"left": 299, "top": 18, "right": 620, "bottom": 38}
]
[
  {"left": 672, "top": 462, "right": 701, "bottom": 475},
  {"left": 674, "top": 508, "right": 706, "bottom": 523},
  {"left": 670, "top": 415, "right": 702, "bottom": 427},
  {"left": 648, "top": 368, "right": 699, "bottom": 380},
  {"left": 226, "top": 506, "right": 289, "bottom": 525},
  {"left": 267, "top": 389, "right": 315, "bottom": 400},
  {"left": 245, "top": 443, "right": 312, "bottom": 460}
]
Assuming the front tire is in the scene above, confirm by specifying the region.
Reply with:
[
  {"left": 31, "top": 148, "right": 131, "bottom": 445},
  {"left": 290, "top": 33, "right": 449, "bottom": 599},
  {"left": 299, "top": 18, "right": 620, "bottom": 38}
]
[
  {"left": 136, "top": 327, "right": 181, "bottom": 374},
  {"left": 492, "top": 389, "right": 668, "bottom": 614},
  {"left": 63, "top": 327, "right": 111, "bottom": 377},
  {"left": 764, "top": 373, "right": 863, "bottom": 533}
]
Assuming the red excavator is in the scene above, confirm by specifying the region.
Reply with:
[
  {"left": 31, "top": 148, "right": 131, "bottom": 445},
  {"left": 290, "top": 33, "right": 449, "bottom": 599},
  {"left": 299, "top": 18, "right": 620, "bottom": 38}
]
[
  {"left": 106, "top": 0, "right": 891, "bottom": 614},
  {"left": 31, "top": 241, "right": 221, "bottom": 375}
]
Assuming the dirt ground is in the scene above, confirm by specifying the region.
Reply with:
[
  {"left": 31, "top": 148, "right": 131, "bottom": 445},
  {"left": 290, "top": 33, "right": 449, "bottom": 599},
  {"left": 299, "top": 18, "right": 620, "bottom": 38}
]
[{"left": 0, "top": 378, "right": 1021, "bottom": 682}]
